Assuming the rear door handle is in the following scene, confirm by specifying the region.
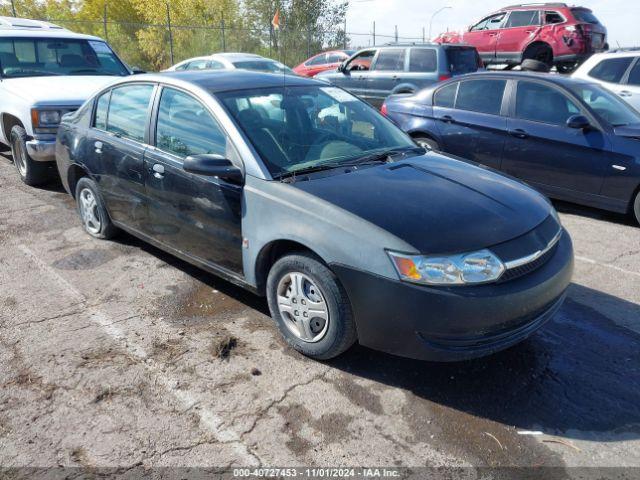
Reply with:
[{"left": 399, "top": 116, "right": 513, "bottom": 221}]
[
  {"left": 94, "top": 141, "right": 103, "bottom": 154},
  {"left": 508, "top": 128, "right": 529, "bottom": 139},
  {"left": 619, "top": 90, "right": 633, "bottom": 97},
  {"left": 151, "top": 163, "right": 165, "bottom": 179},
  {"left": 439, "top": 115, "right": 454, "bottom": 123}
]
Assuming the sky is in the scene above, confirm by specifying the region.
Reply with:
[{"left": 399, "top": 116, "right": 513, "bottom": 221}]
[{"left": 345, "top": 0, "right": 638, "bottom": 48}]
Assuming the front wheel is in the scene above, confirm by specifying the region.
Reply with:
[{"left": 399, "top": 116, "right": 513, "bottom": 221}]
[
  {"left": 556, "top": 62, "right": 578, "bottom": 74},
  {"left": 266, "top": 253, "right": 357, "bottom": 360},
  {"left": 633, "top": 191, "right": 640, "bottom": 226},
  {"left": 10, "top": 125, "right": 52, "bottom": 186},
  {"left": 413, "top": 135, "right": 440, "bottom": 151}
]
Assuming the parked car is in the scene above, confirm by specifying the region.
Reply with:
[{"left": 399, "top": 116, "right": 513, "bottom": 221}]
[
  {"left": 316, "top": 43, "right": 481, "bottom": 109},
  {"left": 55, "top": 70, "right": 572, "bottom": 361},
  {"left": 165, "top": 52, "right": 296, "bottom": 75},
  {"left": 0, "top": 16, "right": 132, "bottom": 185},
  {"left": 293, "top": 49, "right": 354, "bottom": 77},
  {"left": 434, "top": 3, "right": 608, "bottom": 73},
  {"left": 383, "top": 72, "right": 640, "bottom": 224},
  {"left": 572, "top": 49, "right": 640, "bottom": 111}
]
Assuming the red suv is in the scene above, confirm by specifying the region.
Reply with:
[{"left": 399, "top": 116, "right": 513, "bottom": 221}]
[
  {"left": 435, "top": 3, "right": 607, "bottom": 73},
  {"left": 293, "top": 49, "right": 354, "bottom": 77}
]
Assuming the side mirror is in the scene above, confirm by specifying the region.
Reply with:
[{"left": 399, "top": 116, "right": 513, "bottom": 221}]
[
  {"left": 183, "top": 154, "right": 243, "bottom": 183},
  {"left": 566, "top": 114, "right": 591, "bottom": 130},
  {"left": 131, "top": 66, "right": 146, "bottom": 74},
  {"left": 337, "top": 62, "right": 347, "bottom": 73}
]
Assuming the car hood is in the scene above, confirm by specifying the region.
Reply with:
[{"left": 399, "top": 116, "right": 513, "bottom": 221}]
[
  {"left": 1, "top": 75, "right": 119, "bottom": 105},
  {"left": 613, "top": 124, "right": 640, "bottom": 140},
  {"left": 292, "top": 153, "right": 552, "bottom": 254}
]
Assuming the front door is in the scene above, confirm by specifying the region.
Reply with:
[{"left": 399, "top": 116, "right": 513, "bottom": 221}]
[
  {"left": 331, "top": 49, "right": 377, "bottom": 99},
  {"left": 463, "top": 13, "right": 505, "bottom": 64},
  {"left": 501, "top": 80, "right": 608, "bottom": 199},
  {"left": 143, "top": 86, "right": 243, "bottom": 275},
  {"left": 88, "top": 83, "right": 155, "bottom": 230}
]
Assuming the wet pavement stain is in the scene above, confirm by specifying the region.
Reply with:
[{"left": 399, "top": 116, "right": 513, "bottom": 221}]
[{"left": 52, "top": 249, "right": 116, "bottom": 270}]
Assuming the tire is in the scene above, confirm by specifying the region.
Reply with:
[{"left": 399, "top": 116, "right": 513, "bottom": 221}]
[
  {"left": 556, "top": 62, "right": 578, "bottom": 74},
  {"left": 75, "top": 177, "right": 117, "bottom": 239},
  {"left": 633, "top": 191, "right": 640, "bottom": 226},
  {"left": 523, "top": 44, "right": 553, "bottom": 68},
  {"left": 413, "top": 135, "right": 440, "bottom": 151},
  {"left": 10, "top": 125, "right": 53, "bottom": 186},
  {"left": 266, "top": 253, "right": 357, "bottom": 360},
  {"left": 521, "top": 58, "right": 551, "bottom": 73}
]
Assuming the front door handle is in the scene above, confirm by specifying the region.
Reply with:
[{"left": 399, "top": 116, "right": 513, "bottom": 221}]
[
  {"left": 439, "top": 115, "right": 454, "bottom": 123},
  {"left": 619, "top": 90, "right": 633, "bottom": 97},
  {"left": 151, "top": 163, "right": 165, "bottom": 179},
  {"left": 94, "top": 141, "right": 103, "bottom": 154},
  {"left": 508, "top": 128, "right": 529, "bottom": 139}
]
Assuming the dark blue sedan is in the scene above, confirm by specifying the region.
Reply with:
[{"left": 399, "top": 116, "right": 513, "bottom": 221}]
[{"left": 383, "top": 72, "right": 640, "bottom": 225}]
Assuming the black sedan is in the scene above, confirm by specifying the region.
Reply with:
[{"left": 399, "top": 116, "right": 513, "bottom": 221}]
[
  {"left": 55, "top": 71, "right": 573, "bottom": 361},
  {"left": 382, "top": 72, "right": 640, "bottom": 225}
]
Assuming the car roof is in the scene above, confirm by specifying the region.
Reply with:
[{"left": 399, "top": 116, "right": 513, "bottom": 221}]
[
  {"left": 589, "top": 50, "right": 640, "bottom": 59},
  {"left": 210, "top": 52, "right": 270, "bottom": 61},
  {"left": 455, "top": 70, "right": 594, "bottom": 87},
  {"left": 501, "top": 3, "right": 577, "bottom": 10},
  {"left": 134, "top": 70, "right": 320, "bottom": 93},
  {"left": 0, "top": 16, "right": 103, "bottom": 41}
]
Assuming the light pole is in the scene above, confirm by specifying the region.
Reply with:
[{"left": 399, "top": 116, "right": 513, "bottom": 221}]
[{"left": 429, "top": 6, "right": 451, "bottom": 42}]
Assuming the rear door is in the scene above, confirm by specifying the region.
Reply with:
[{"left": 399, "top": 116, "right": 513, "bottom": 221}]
[
  {"left": 143, "top": 86, "right": 243, "bottom": 275},
  {"left": 496, "top": 10, "right": 542, "bottom": 63},
  {"left": 620, "top": 58, "right": 640, "bottom": 111},
  {"left": 87, "top": 83, "right": 155, "bottom": 231},
  {"left": 462, "top": 13, "right": 505, "bottom": 64},
  {"left": 585, "top": 56, "right": 636, "bottom": 104},
  {"left": 432, "top": 78, "right": 508, "bottom": 169},
  {"left": 501, "top": 80, "right": 608, "bottom": 199},
  {"left": 367, "top": 48, "right": 407, "bottom": 108}
]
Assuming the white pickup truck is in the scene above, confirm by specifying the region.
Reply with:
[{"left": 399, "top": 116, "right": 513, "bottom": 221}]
[{"left": 0, "top": 16, "right": 133, "bottom": 185}]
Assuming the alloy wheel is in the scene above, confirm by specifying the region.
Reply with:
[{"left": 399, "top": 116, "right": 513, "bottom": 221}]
[{"left": 78, "top": 188, "right": 101, "bottom": 235}]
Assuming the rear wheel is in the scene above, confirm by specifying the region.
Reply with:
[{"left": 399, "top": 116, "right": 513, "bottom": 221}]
[
  {"left": 75, "top": 177, "right": 117, "bottom": 239},
  {"left": 633, "top": 191, "right": 640, "bottom": 226},
  {"left": 413, "top": 135, "right": 440, "bottom": 151},
  {"left": 556, "top": 62, "right": 578, "bottom": 74},
  {"left": 266, "top": 253, "right": 357, "bottom": 360},
  {"left": 523, "top": 44, "right": 553, "bottom": 68},
  {"left": 10, "top": 125, "right": 52, "bottom": 186}
]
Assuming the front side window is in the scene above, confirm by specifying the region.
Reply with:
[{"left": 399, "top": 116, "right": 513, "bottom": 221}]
[
  {"left": 186, "top": 59, "right": 209, "bottom": 70},
  {"left": 105, "top": 84, "right": 154, "bottom": 141},
  {"left": 306, "top": 54, "right": 327, "bottom": 66},
  {"left": 433, "top": 82, "right": 458, "bottom": 108},
  {"left": 470, "top": 13, "right": 505, "bottom": 31},
  {"left": 567, "top": 83, "right": 640, "bottom": 127},
  {"left": 156, "top": 88, "right": 226, "bottom": 158},
  {"left": 504, "top": 10, "right": 540, "bottom": 28},
  {"left": 326, "top": 53, "right": 346, "bottom": 63},
  {"left": 409, "top": 49, "right": 437, "bottom": 72},
  {"left": 374, "top": 49, "right": 406, "bottom": 71},
  {"left": 588, "top": 57, "right": 634, "bottom": 84},
  {"left": 218, "top": 85, "right": 415, "bottom": 177},
  {"left": 516, "top": 81, "right": 580, "bottom": 125},
  {"left": 0, "top": 37, "right": 128, "bottom": 78},
  {"left": 346, "top": 50, "right": 376, "bottom": 71},
  {"left": 456, "top": 79, "right": 506, "bottom": 115},
  {"left": 207, "top": 60, "right": 225, "bottom": 70}
]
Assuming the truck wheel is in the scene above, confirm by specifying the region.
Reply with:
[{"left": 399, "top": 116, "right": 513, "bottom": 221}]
[
  {"left": 413, "top": 135, "right": 440, "bottom": 151},
  {"left": 10, "top": 125, "right": 52, "bottom": 186},
  {"left": 75, "top": 177, "right": 117, "bottom": 239},
  {"left": 266, "top": 253, "right": 357, "bottom": 360}
]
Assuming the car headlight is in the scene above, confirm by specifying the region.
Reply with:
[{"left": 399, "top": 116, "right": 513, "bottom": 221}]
[
  {"left": 31, "top": 109, "right": 62, "bottom": 127},
  {"left": 388, "top": 249, "right": 505, "bottom": 286}
]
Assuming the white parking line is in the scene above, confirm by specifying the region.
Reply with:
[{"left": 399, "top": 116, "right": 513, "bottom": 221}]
[
  {"left": 575, "top": 255, "right": 640, "bottom": 279},
  {"left": 17, "top": 245, "right": 261, "bottom": 466}
]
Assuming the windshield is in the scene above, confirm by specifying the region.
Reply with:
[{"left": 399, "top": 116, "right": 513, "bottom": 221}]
[
  {"left": 232, "top": 60, "right": 295, "bottom": 75},
  {"left": 0, "top": 37, "right": 129, "bottom": 78},
  {"left": 571, "top": 8, "right": 600, "bottom": 24},
  {"left": 217, "top": 85, "right": 416, "bottom": 177},
  {"left": 568, "top": 83, "right": 640, "bottom": 126}
]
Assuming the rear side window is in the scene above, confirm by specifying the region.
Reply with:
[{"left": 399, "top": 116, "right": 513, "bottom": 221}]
[
  {"left": 106, "top": 84, "right": 154, "bottom": 142},
  {"left": 515, "top": 81, "right": 580, "bottom": 125},
  {"left": 545, "top": 11, "right": 564, "bottom": 24},
  {"left": 455, "top": 79, "right": 506, "bottom": 115},
  {"left": 374, "top": 49, "right": 406, "bottom": 71},
  {"left": 156, "top": 88, "right": 226, "bottom": 158},
  {"left": 445, "top": 48, "right": 480, "bottom": 74},
  {"left": 589, "top": 57, "right": 634, "bottom": 83},
  {"left": 186, "top": 59, "right": 209, "bottom": 70},
  {"left": 504, "top": 10, "right": 540, "bottom": 28},
  {"left": 434, "top": 82, "right": 458, "bottom": 108},
  {"left": 409, "top": 48, "right": 436, "bottom": 72},
  {"left": 94, "top": 91, "right": 110, "bottom": 130},
  {"left": 628, "top": 61, "right": 640, "bottom": 86},
  {"left": 571, "top": 8, "right": 599, "bottom": 24}
]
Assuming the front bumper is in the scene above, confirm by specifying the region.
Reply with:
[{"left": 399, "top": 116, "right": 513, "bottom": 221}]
[
  {"left": 26, "top": 139, "right": 56, "bottom": 162},
  {"left": 332, "top": 230, "right": 574, "bottom": 362}
]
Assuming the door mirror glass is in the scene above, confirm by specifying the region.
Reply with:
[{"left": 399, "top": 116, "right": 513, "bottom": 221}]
[
  {"left": 566, "top": 114, "right": 591, "bottom": 130},
  {"left": 183, "top": 154, "right": 243, "bottom": 182}
]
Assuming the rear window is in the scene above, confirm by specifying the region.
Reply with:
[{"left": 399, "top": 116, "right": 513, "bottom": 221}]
[
  {"left": 374, "top": 49, "right": 406, "bottom": 71},
  {"left": 571, "top": 8, "right": 600, "bottom": 24},
  {"left": 589, "top": 57, "right": 634, "bottom": 83},
  {"left": 456, "top": 79, "right": 506, "bottom": 115},
  {"left": 409, "top": 48, "right": 436, "bottom": 72},
  {"left": 445, "top": 48, "right": 480, "bottom": 75}
]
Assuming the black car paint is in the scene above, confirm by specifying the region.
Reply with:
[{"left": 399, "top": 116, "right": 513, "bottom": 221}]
[
  {"left": 56, "top": 71, "right": 573, "bottom": 361},
  {"left": 385, "top": 72, "right": 640, "bottom": 215}
]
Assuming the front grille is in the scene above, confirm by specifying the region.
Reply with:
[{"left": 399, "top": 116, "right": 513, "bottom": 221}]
[{"left": 498, "top": 241, "right": 558, "bottom": 283}]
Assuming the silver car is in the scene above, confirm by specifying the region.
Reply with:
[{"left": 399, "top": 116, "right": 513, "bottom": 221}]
[{"left": 165, "top": 52, "right": 296, "bottom": 75}]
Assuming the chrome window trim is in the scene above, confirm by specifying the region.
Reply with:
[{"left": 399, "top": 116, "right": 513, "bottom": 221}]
[{"left": 504, "top": 228, "right": 563, "bottom": 270}]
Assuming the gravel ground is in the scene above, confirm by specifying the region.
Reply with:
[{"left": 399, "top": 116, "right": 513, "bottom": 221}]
[{"left": 0, "top": 152, "right": 639, "bottom": 478}]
